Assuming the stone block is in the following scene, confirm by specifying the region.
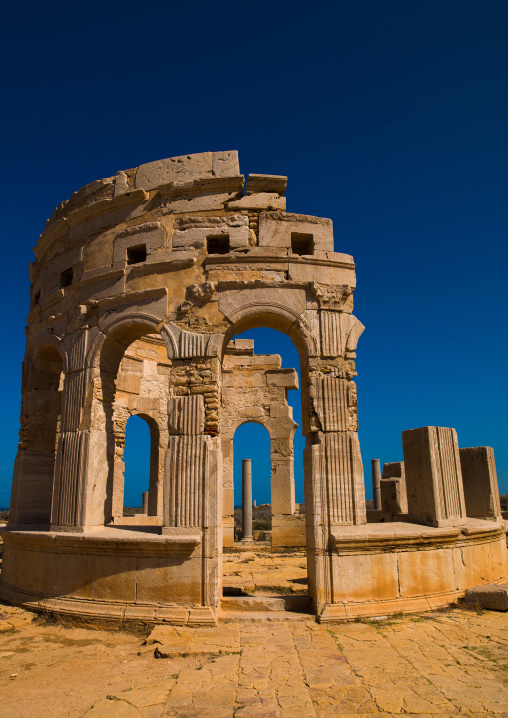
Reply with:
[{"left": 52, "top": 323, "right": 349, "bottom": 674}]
[
  {"left": 43, "top": 550, "right": 95, "bottom": 600},
  {"left": 10, "top": 450, "right": 54, "bottom": 525},
  {"left": 460, "top": 446, "right": 502, "bottom": 520},
  {"left": 403, "top": 426, "right": 467, "bottom": 528},
  {"left": 245, "top": 173, "right": 287, "bottom": 196},
  {"left": 172, "top": 214, "right": 249, "bottom": 251},
  {"left": 288, "top": 260, "right": 355, "bottom": 286},
  {"left": 227, "top": 193, "right": 286, "bottom": 211},
  {"left": 116, "top": 373, "right": 142, "bottom": 395},
  {"left": 310, "top": 376, "right": 348, "bottom": 432},
  {"left": 94, "top": 555, "right": 137, "bottom": 603},
  {"left": 319, "top": 312, "right": 364, "bottom": 358},
  {"left": 168, "top": 395, "right": 205, "bottom": 435},
  {"left": 332, "top": 551, "right": 399, "bottom": 602},
  {"left": 380, "top": 462, "right": 408, "bottom": 514},
  {"left": 464, "top": 583, "right": 508, "bottom": 611},
  {"left": 164, "top": 435, "right": 209, "bottom": 527},
  {"left": 380, "top": 478, "right": 407, "bottom": 514},
  {"left": 136, "top": 556, "right": 202, "bottom": 604},
  {"left": 135, "top": 150, "right": 239, "bottom": 190},
  {"left": 265, "top": 368, "right": 299, "bottom": 389},
  {"left": 460, "top": 539, "right": 495, "bottom": 585},
  {"left": 271, "top": 514, "right": 306, "bottom": 547},
  {"left": 398, "top": 545, "right": 456, "bottom": 597},
  {"left": 271, "top": 460, "right": 295, "bottom": 515},
  {"left": 259, "top": 211, "right": 334, "bottom": 253},
  {"left": 113, "top": 222, "right": 166, "bottom": 267},
  {"left": 225, "top": 339, "right": 254, "bottom": 355},
  {"left": 269, "top": 404, "right": 293, "bottom": 420},
  {"left": 161, "top": 188, "right": 241, "bottom": 215}
]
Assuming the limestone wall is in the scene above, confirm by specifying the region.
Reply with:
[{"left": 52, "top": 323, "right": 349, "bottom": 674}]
[
  {"left": 3, "top": 150, "right": 506, "bottom": 625},
  {"left": 6, "top": 150, "right": 369, "bottom": 620}
]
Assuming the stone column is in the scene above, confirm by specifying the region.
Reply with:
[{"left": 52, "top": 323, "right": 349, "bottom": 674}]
[
  {"left": 241, "top": 459, "right": 253, "bottom": 542},
  {"left": 142, "top": 491, "right": 148, "bottom": 515},
  {"left": 371, "top": 459, "right": 381, "bottom": 511}
]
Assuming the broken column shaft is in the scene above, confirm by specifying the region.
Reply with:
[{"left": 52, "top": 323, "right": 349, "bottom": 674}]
[
  {"left": 241, "top": 459, "right": 253, "bottom": 542},
  {"left": 371, "top": 459, "right": 382, "bottom": 511}
]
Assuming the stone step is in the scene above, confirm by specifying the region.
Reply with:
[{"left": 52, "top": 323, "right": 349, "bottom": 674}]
[
  {"left": 221, "top": 594, "right": 312, "bottom": 614},
  {"left": 219, "top": 610, "right": 314, "bottom": 623}
]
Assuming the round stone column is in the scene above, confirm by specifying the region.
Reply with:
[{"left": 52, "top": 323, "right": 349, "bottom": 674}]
[
  {"left": 371, "top": 459, "right": 382, "bottom": 511},
  {"left": 241, "top": 459, "right": 253, "bottom": 542}
]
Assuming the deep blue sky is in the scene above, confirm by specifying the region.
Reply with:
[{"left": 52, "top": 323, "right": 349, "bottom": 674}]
[{"left": 1, "top": 1, "right": 507, "bottom": 507}]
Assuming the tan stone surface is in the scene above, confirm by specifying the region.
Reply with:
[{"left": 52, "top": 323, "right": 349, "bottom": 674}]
[
  {"left": 223, "top": 549, "right": 308, "bottom": 596},
  {"left": 8, "top": 149, "right": 506, "bottom": 628},
  {"left": 1, "top": 601, "right": 508, "bottom": 717}
]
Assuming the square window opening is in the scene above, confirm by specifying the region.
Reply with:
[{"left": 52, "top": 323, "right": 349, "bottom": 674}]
[
  {"left": 207, "top": 234, "right": 230, "bottom": 255},
  {"left": 291, "top": 232, "right": 314, "bottom": 256},
  {"left": 60, "top": 267, "right": 73, "bottom": 288},
  {"left": 127, "top": 244, "right": 147, "bottom": 265}
]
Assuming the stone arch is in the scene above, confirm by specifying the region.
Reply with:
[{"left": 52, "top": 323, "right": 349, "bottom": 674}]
[
  {"left": 110, "top": 406, "right": 164, "bottom": 523},
  {"left": 218, "top": 288, "right": 314, "bottom": 442},
  {"left": 82, "top": 317, "right": 170, "bottom": 527},
  {"left": 90, "top": 312, "right": 163, "bottom": 372},
  {"left": 118, "top": 412, "right": 161, "bottom": 520},
  {"left": 228, "top": 414, "right": 301, "bottom": 545},
  {"left": 29, "top": 333, "right": 68, "bottom": 373},
  {"left": 10, "top": 341, "right": 64, "bottom": 526}
]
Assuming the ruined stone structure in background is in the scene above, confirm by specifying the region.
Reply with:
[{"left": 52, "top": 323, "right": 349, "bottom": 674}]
[
  {"left": 1, "top": 151, "right": 506, "bottom": 625},
  {"left": 221, "top": 339, "right": 303, "bottom": 548}
]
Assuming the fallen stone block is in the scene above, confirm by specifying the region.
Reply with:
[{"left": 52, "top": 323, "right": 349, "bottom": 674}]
[{"left": 464, "top": 583, "right": 508, "bottom": 611}]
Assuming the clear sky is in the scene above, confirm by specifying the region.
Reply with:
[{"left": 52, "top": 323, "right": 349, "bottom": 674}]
[{"left": 1, "top": 1, "right": 507, "bottom": 508}]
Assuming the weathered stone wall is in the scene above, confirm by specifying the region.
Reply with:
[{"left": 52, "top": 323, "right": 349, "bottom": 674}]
[
  {"left": 221, "top": 338, "right": 302, "bottom": 547},
  {"left": 6, "top": 151, "right": 501, "bottom": 626}
]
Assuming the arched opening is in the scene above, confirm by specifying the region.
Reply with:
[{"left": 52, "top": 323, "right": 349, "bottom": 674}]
[
  {"left": 10, "top": 343, "right": 63, "bottom": 525},
  {"left": 233, "top": 422, "right": 271, "bottom": 542},
  {"left": 97, "top": 323, "right": 169, "bottom": 528},
  {"left": 122, "top": 414, "right": 159, "bottom": 517},
  {"left": 221, "top": 324, "right": 309, "bottom": 607}
]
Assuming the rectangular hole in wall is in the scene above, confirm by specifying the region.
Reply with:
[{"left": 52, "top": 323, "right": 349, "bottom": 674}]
[
  {"left": 60, "top": 267, "right": 73, "bottom": 288},
  {"left": 127, "top": 244, "right": 147, "bottom": 265},
  {"left": 207, "top": 234, "right": 230, "bottom": 255},
  {"left": 291, "top": 232, "right": 314, "bottom": 256}
]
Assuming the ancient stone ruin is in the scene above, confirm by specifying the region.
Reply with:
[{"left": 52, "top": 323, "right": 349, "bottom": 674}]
[{"left": 1, "top": 151, "right": 506, "bottom": 625}]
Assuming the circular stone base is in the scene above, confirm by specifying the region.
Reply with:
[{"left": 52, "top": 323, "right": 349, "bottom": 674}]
[{"left": 0, "top": 520, "right": 506, "bottom": 626}]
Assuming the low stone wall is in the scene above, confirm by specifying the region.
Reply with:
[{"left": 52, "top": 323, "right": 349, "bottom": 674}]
[
  {"left": 318, "top": 519, "right": 508, "bottom": 621},
  {"left": 0, "top": 527, "right": 215, "bottom": 626}
]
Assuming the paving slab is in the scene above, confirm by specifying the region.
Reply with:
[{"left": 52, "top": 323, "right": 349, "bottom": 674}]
[{"left": 1, "top": 601, "right": 508, "bottom": 717}]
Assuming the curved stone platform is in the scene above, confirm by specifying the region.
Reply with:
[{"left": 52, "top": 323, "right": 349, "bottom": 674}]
[
  {"left": 321, "top": 519, "right": 508, "bottom": 621},
  {"left": 0, "top": 526, "right": 215, "bottom": 626},
  {"left": 1, "top": 519, "right": 506, "bottom": 625}
]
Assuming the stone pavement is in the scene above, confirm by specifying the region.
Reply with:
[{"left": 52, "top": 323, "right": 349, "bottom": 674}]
[
  {"left": 222, "top": 548, "right": 308, "bottom": 595},
  {"left": 1, "top": 602, "right": 508, "bottom": 717}
]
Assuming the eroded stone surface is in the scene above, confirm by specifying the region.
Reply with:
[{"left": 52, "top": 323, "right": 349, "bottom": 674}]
[
  {"left": 4, "top": 149, "right": 506, "bottom": 628},
  {"left": 1, "top": 601, "right": 508, "bottom": 717}
]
